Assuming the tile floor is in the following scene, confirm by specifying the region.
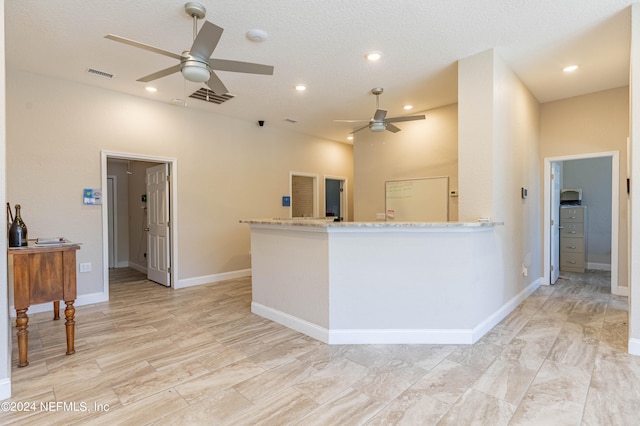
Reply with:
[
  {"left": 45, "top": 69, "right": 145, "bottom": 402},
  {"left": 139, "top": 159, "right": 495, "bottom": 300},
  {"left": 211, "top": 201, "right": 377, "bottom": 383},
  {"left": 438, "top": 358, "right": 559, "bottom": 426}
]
[{"left": 2, "top": 268, "right": 639, "bottom": 425}]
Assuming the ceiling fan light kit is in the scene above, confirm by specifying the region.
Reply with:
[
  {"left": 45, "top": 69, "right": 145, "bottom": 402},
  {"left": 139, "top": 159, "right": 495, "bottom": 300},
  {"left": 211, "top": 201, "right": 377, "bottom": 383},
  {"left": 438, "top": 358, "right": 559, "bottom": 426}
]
[
  {"left": 337, "top": 87, "right": 426, "bottom": 134},
  {"left": 105, "top": 2, "right": 274, "bottom": 95},
  {"left": 181, "top": 58, "right": 211, "bottom": 83}
]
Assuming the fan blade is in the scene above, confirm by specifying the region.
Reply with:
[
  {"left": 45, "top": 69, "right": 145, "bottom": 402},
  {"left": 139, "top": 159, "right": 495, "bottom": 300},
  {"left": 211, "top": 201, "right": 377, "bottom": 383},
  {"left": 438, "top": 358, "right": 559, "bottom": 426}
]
[
  {"left": 373, "top": 109, "right": 387, "bottom": 122},
  {"left": 386, "top": 115, "right": 426, "bottom": 123},
  {"left": 386, "top": 123, "right": 402, "bottom": 133},
  {"left": 206, "top": 71, "right": 229, "bottom": 94},
  {"left": 351, "top": 123, "right": 371, "bottom": 134},
  {"left": 137, "top": 64, "right": 182, "bottom": 82},
  {"left": 334, "top": 119, "right": 368, "bottom": 123},
  {"left": 105, "top": 34, "right": 183, "bottom": 60},
  {"left": 190, "top": 21, "right": 223, "bottom": 60},
  {"left": 210, "top": 59, "right": 274, "bottom": 75}
]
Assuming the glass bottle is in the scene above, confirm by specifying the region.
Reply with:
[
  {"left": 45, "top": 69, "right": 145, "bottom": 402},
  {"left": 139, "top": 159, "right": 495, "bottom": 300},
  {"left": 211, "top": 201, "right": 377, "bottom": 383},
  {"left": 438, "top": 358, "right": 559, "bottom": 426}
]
[{"left": 9, "top": 204, "right": 28, "bottom": 247}]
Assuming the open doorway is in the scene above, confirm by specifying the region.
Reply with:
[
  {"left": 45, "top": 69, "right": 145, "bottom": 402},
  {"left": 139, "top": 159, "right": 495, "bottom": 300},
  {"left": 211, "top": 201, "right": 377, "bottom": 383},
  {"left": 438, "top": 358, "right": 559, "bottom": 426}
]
[
  {"left": 290, "top": 172, "right": 319, "bottom": 218},
  {"left": 324, "top": 176, "right": 347, "bottom": 221},
  {"left": 101, "top": 151, "right": 179, "bottom": 298},
  {"left": 543, "top": 151, "right": 621, "bottom": 295}
]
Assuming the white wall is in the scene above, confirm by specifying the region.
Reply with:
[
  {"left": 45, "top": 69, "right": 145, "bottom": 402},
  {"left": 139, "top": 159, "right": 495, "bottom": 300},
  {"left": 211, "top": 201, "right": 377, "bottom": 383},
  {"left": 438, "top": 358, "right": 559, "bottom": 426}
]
[
  {"left": 629, "top": 3, "right": 640, "bottom": 355},
  {"left": 5, "top": 69, "right": 353, "bottom": 298},
  {"left": 458, "top": 49, "right": 542, "bottom": 303},
  {"left": 353, "top": 103, "right": 458, "bottom": 221}
]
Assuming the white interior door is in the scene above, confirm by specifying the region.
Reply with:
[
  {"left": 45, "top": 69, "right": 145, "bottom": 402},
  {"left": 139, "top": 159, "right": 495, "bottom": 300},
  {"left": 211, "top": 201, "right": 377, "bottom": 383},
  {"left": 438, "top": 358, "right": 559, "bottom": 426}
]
[
  {"left": 550, "top": 162, "right": 561, "bottom": 284},
  {"left": 146, "top": 163, "right": 171, "bottom": 286}
]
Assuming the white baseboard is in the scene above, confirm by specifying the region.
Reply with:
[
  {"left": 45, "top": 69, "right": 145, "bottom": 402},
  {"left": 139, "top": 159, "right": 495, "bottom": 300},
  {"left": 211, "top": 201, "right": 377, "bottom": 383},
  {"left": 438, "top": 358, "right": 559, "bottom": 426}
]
[
  {"left": 252, "top": 302, "right": 329, "bottom": 343},
  {"left": 252, "top": 279, "right": 542, "bottom": 345},
  {"left": 472, "top": 277, "right": 543, "bottom": 341},
  {"left": 128, "top": 261, "right": 147, "bottom": 274},
  {"left": 614, "top": 286, "right": 629, "bottom": 297},
  {"left": 327, "top": 328, "right": 475, "bottom": 345},
  {"left": 9, "top": 291, "right": 108, "bottom": 317},
  {"left": 176, "top": 269, "right": 251, "bottom": 289},
  {"left": 629, "top": 338, "right": 640, "bottom": 356},
  {"left": 586, "top": 262, "right": 611, "bottom": 271},
  {"left": 0, "top": 378, "right": 11, "bottom": 401}
]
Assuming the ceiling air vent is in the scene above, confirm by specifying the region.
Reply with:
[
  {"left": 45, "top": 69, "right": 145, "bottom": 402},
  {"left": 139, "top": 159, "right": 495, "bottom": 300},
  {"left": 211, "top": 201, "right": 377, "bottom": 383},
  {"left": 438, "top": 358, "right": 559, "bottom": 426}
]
[
  {"left": 87, "top": 68, "right": 113, "bottom": 79},
  {"left": 189, "top": 88, "right": 234, "bottom": 104}
]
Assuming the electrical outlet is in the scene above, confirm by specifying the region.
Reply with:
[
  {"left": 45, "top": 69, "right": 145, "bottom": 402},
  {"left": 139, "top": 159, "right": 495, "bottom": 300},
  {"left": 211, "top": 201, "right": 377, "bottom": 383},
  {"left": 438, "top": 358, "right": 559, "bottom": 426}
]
[
  {"left": 522, "top": 264, "right": 528, "bottom": 277},
  {"left": 79, "top": 262, "right": 92, "bottom": 273}
]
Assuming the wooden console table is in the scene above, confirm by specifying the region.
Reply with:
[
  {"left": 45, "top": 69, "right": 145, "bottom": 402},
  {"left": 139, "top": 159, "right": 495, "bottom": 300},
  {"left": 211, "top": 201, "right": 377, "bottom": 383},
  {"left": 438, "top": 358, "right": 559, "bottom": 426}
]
[{"left": 8, "top": 244, "right": 80, "bottom": 367}]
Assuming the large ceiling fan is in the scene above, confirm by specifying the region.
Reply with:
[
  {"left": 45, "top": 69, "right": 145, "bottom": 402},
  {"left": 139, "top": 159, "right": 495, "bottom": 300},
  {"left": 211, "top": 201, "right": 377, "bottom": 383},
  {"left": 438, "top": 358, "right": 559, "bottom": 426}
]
[
  {"left": 105, "top": 2, "right": 274, "bottom": 95},
  {"left": 337, "top": 88, "right": 425, "bottom": 133}
]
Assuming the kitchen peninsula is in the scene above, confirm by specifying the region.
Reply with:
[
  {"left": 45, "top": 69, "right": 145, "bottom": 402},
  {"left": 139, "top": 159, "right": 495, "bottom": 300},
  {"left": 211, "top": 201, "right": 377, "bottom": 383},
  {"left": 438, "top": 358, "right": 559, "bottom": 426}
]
[{"left": 242, "top": 218, "right": 527, "bottom": 345}]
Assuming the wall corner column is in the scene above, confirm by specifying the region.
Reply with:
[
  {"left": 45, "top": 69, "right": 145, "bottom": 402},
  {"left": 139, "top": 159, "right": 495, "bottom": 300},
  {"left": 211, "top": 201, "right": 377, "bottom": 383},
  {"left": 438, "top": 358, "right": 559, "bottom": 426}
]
[{"left": 629, "top": 3, "right": 640, "bottom": 356}]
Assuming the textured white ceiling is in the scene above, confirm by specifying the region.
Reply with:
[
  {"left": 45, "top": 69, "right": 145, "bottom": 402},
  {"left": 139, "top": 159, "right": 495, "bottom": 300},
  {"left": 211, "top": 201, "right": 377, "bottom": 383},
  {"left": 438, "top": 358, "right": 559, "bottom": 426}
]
[{"left": 4, "top": 0, "right": 634, "bottom": 143}]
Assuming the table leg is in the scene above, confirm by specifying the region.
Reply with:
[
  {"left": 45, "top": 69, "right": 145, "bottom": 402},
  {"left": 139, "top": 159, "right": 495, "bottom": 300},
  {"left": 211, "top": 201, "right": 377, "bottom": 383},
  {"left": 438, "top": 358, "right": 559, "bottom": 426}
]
[
  {"left": 53, "top": 301, "right": 60, "bottom": 320},
  {"left": 16, "top": 308, "right": 29, "bottom": 367},
  {"left": 64, "top": 301, "right": 76, "bottom": 355}
]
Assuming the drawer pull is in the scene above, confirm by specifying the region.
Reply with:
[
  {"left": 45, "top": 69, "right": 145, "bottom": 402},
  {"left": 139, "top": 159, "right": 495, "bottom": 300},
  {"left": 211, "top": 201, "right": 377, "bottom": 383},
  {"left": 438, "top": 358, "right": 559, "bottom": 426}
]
[
  {"left": 569, "top": 231, "right": 576, "bottom": 234},
  {"left": 567, "top": 246, "right": 576, "bottom": 249},
  {"left": 569, "top": 261, "right": 576, "bottom": 264}
]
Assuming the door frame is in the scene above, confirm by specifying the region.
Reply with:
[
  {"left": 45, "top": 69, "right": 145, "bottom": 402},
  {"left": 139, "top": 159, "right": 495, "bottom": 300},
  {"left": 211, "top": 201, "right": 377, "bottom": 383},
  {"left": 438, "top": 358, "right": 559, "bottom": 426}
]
[
  {"left": 324, "top": 175, "right": 348, "bottom": 221},
  {"left": 107, "top": 175, "right": 118, "bottom": 269},
  {"left": 543, "top": 151, "right": 621, "bottom": 295},
  {"left": 550, "top": 163, "right": 560, "bottom": 284},
  {"left": 101, "top": 151, "right": 179, "bottom": 297}
]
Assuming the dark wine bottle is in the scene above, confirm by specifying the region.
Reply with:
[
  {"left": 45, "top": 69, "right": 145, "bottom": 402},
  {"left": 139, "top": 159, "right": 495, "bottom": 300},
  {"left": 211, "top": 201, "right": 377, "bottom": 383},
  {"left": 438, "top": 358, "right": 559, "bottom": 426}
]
[{"left": 8, "top": 204, "right": 28, "bottom": 247}]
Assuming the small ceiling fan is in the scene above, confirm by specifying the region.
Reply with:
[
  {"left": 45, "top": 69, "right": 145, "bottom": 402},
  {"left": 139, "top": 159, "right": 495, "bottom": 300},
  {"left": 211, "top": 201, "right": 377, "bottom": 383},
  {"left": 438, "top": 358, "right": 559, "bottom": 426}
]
[
  {"left": 336, "top": 88, "right": 425, "bottom": 133},
  {"left": 105, "top": 2, "right": 274, "bottom": 95}
]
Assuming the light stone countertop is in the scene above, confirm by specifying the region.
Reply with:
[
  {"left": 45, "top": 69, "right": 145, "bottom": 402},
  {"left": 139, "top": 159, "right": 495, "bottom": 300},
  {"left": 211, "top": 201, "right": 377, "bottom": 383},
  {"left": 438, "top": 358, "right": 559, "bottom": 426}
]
[{"left": 240, "top": 218, "right": 503, "bottom": 228}]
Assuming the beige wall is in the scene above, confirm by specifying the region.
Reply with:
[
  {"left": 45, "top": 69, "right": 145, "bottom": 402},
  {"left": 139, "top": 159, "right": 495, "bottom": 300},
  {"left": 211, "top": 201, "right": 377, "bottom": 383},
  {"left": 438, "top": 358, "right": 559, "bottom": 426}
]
[
  {"left": 353, "top": 103, "right": 459, "bottom": 221},
  {"left": 539, "top": 86, "right": 629, "bottom": 287},
  {"left": 0, "top": 4, "right": 11, "bottom": 398},
  {"left": 5, "top": 69, "right": 353, "bottom": 296},
  {"left": 458, "top": 49, "right": 541, "bottom": 307}
]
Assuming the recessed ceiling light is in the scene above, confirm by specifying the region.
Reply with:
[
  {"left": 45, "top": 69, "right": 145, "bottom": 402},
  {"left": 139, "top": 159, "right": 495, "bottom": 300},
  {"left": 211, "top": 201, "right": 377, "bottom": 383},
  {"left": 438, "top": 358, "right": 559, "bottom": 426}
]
[
  {"left": 347, "top": 135, "right": 353, "bottom": 141},
  {"left": 295, "top": 84, "right": 307, "bottom": 91},
  {"left": 366, "top": 51, "right": 382, "bottom": 61},
  {"left": 145, "top": 86, "right": 158, "bottom": 93},
  {"left": 246, "top": 29, "right": 269, "bottom": 42},
  {"left": 563, "top": 65, "right": 579, "bottom": 73},
  {"left": 403, "top": 105, "right": 413, "bottom": 110}
]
